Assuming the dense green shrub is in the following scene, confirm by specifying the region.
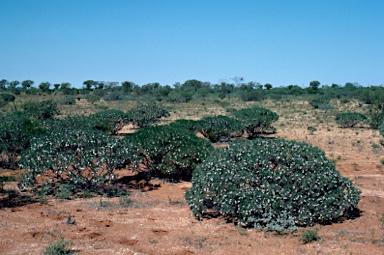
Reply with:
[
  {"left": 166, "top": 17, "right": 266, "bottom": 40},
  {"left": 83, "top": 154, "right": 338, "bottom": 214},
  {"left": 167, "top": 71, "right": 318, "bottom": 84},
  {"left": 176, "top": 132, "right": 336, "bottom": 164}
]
[
  {"left": 0, "top": 96, "right": 7, "bottom": 108},
  {"left": 0, "top": 93, "right": 16, "bottom": 102},
  {"left": 197, "top": 115, "right": 244, "bottom": 143},
  {"left": 58, "top": 96, "right": 76, "bottom": 105},
  {"left": 300, "top": 229, "right": 320, "bottom": 243},
  {"left": 103, "top": 91, "right": 125, "bottom": 101},
  {"left": 379, "top": 121, "right": 384, "bottom": 137},
  {"left": 335, "top": 112, "right": 367, "bottom": 128},
  {"left": 128, "top": 102, "right": 170, "bottom": 128},
  {"left": 91, "top": 109, "right": 131, "bottom": 134},
  {"left": 19, "top": 128, "right": 140, "bottom": 196},
  {"left": 233, "top": 106, "right": 279, "bottom": 138},
  {"left": 185, "top": 139, "right": 361, "bottom": 233},
  {"left": 128, "top": 125, "right": 213, "bottom": 180},
  {"left": 169, "top": 119, "right": 201, "bottom": 132},
  {"left": 84, "top": 93, "right": 100, "bottom": 104},
  {"left": 21, "top": 100, "right": 60, "bottom": 120},
  {"left": 0, "top": 113, "right": 46, "bottom": 168}
]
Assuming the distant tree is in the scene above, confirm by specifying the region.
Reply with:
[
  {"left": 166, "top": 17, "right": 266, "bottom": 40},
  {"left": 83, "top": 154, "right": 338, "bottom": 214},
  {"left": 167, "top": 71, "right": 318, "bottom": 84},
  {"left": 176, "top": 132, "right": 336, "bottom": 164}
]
[
  {"left": 8, "top": 80, "right": 20, "bottom": 89},
  {"left": 60, "top": 82, "right": 71, "bottom": 89},
  {"left": 264, "top": 83, "right": 273, "bottom": 90},
  {"left": 38, "top": 82, "right": 51, "bottom": 91},
  {"left": 309, "top": 80, "right": 321, "bottom": 91},
  {"left": 0, "top": 79, "right": 8, "bottom": 90},
  {"left": 21, "top": 80, "right": 34, "bottom": 90},
  {"left": 331, "top": 83, "right": 340, "bottom": 89},
  {"left": 122, "top": 81, "right": 135, "bottom": 93},
  {"left": 53, "top": 83, "right": 60, "bottom": 90},
  {"left": 83, "top": 80, "right": 97, "bottom": 90}
]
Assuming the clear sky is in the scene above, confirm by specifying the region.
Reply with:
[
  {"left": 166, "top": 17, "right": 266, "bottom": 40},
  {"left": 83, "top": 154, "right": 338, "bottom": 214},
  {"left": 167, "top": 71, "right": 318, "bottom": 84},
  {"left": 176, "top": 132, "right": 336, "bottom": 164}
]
[{"left": 1, "top": 0, "right": 383, "bottom": 88}]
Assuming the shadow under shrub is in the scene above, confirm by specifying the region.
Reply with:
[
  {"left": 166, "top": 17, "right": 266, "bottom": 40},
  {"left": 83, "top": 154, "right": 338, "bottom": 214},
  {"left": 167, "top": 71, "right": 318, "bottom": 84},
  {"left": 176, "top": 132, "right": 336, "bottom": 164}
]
[
  {"left": 185, "top": 139, "right": 361, "bottom": 233},
  {"left": 127, "top": 125, "right": 213, "bottom": 181}
]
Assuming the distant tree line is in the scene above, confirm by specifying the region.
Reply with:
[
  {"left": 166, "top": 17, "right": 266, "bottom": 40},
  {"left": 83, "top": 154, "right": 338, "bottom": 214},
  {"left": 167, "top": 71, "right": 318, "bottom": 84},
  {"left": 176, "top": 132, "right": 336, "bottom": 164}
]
[{"left": 1, "top": 78, "right": 383, "bottom": 103}]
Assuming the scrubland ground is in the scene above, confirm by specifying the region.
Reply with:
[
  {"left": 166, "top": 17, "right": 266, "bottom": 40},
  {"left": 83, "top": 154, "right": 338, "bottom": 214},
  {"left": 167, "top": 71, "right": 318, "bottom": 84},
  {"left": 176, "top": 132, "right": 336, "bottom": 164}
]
[{"left": 1, "top": 98, "right": 383, "bottom": 254}]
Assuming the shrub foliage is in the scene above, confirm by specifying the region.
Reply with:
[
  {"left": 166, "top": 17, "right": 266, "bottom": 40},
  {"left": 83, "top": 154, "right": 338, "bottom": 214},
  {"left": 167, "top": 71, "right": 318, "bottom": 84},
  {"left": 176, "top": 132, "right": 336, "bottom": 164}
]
[
  {"left": 185, "top": 139, "right": 361, "bottom": 233},
  {"left": 128, "top": 102, "right": 170, "bottom": 128},
  {"left": 335, "top": 112, "right": 367, "bottom": 128},
  {"left": 233, "top": 106, "right": 279, "bottom": 138},
  {"left": 19, "top": 128, "right": 140, "bottom": 195},
  {"left": 128, "top": 125, "right": 213, "bottom": 180},
  {"left": 197, "top": 115, "right": 244, "bottom": 143}
]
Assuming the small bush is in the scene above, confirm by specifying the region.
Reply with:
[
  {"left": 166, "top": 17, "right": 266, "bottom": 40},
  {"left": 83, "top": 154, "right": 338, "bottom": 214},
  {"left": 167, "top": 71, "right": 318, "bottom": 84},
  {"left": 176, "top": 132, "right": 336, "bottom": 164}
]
[
  {"left": 335, "top": 112, "right": 367, "bottom": 128},
  {"left": 300, "top": 229, "right": 320, "bottom": 243},
  {"left": 21, "top": 100, "right": 60, "bottom": 120},
  {"left": 233, "top": 106, "right": 279, "bottom": 138},
  {"left": 58, "top": 96, "right": 76, "bottom": 105},
  {"left": 197, "top": 115, "right": 244, "bottom": 143},
  {"left": 19, "top": 128, "right": 140, "bottom": 196},
  {"left": 128, "top": 125, "right": 213, "bottom": 181},
  {"left": 103, "top": 91, "right": 125, "bottom": 101},
  {"left": 169, "top": 119, "right": 201, "bottom": 132},
  {"left": 90, "top": 109, "right": 131, "bottom": 134},
  {"left": 0, "top": 93, "right": 15, "bottom": 102},
  {"left": 307, "top": 126, "right": 317, "bottom": 135},
  {"left": 84, "top": 93, "right": 100, "bottom": 104},
  {"left": 0, "top": 113, "right": 46, "bottom": 168},
  {"left": 378, "top": 121, "right": 384, "bottom": 137},
  {"left": 128, "top": 102, "right": 170, "bottom": 128},
  {"left": 43, "top": 238, "right": 72, "bottom": 255},
  {"left": 186, "top": 139, "right": 361, "bottom": 233}
]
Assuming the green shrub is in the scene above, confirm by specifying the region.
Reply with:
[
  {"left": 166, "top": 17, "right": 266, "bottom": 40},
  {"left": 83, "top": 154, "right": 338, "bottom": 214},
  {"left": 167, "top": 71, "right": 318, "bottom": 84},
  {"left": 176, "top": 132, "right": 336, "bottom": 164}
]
[
  {"left": 300, "top": 229, "right": 320, "bottom": 243},
  {"left": 335, "top": 112, "right": 367, "bottom": 128},
  {"left": 103, "top": 91, "right": 125, "bottom": 101},
  {"left": 0, "top": 113, "right": 46, "bottom": 168},
  {"left": 21, "top": 100, "right": 60, "bottom": 120},
  {"left": 0, "top": 93, "right": 15, "bottom": 102},
  {"left": 19, "top": 128, "right": 140, "bottom": 196},
  {"left": 233, "top": 106, "right": 279, "bottom": 138},
  {"left": 169, "top": 119, "right": 201, "bottom": 132},
  {"left": 84, "top": 93, "right": 100, "bottom": 104},
  {"left": 90, "top": 109, "right": 130, "bottom": 134},
  {"left": 43, "top": 238, "right": 72, "bottom": 255},
  {"left": 378, "top": 121, "right": 384, "bottom": 137},
  {"left": 58, "top": 96, "right": 76, "bottom": 105},
  {"left": 197, "top": 115, "right": 244, "bottom": 143},
  {"left": 307, "top": 126, "right": 317, "bottom": 135},
  {"left": 128, "top": 102, "right": 170, "bottom": 128},
  {"left": 128, "top": 125, "right": 213, "bottom": 181},
  {"left": 185, "top": 139, "right": 361, "bottom": 233}
]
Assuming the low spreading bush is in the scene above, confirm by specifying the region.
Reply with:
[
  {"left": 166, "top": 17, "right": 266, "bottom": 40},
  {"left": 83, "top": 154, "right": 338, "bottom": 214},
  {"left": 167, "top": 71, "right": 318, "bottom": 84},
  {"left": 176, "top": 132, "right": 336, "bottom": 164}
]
[
  {"left": 19, "top": 128, "right": 140, "bottom": 196},
  {"left": 0, "top": 93, "right": 15, "bottom": 102},
  {"left": 128, "top": 102, "right": 170, "bottom": 128},
  {"left": 185, "top": 139, "right": 361, "bottom": 233},
  {"left": 233, "top": 106, "right": 278, "bottom": 138},
  {"left": 128, "top": 125, "right": 213, "bottom": 181},
  {"left": 197, "top": 115, "right": 244, "bottom": 143},
  {"left": 90, "top": 109, "right": 131, "bottom": 134},
  {"left": 379, "top": 121, "right": 384, "bottom": 137},
  {"left": 169, "top": 119, "right": 201, "bottom": 132},
  {"left": 0, "top": 113, "right": 46, "bottom": 168},
  {"left": 21, "top": 100, "right": 60, "bottom": 120},
  {"left": 335, "top": 112, "right": 367, "bottom": 128}
]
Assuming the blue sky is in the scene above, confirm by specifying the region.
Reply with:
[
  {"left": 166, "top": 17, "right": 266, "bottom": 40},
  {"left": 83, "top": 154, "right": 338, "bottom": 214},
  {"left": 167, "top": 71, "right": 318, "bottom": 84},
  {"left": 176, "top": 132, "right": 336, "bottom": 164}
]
[{"left": 1, "top": 0, "right": 383, "bottom": 88}]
